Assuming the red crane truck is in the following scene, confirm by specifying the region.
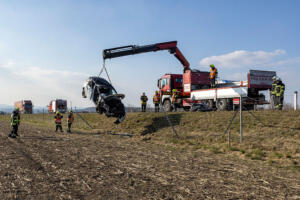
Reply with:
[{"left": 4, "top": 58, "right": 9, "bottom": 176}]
[{"left": 103, "top": 41, "right": 275, "bottom": 111}]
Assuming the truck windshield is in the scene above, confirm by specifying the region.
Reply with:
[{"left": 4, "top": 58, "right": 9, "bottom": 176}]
[{"left": 161, "top": 78, "right": 169, "bottom": 88}]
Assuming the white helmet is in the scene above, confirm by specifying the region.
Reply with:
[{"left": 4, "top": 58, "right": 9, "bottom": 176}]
[{"left": 273, "top": 76, "right": 280, "bottom": 81}]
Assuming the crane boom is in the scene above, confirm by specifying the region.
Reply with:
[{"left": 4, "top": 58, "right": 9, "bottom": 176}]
[{"left": 102, "top": 41, "right": 190, "bottom": 70}]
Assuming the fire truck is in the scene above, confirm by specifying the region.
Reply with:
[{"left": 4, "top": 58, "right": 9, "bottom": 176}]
[
  {"left": 48, "top": 99, "right": 67, "bottom": 113},
  {"left": 14, "top": 100, "right": 33, "bottom": 114},
  {"left": 103, "top": 41, "right": 275, "bottom": 111}
]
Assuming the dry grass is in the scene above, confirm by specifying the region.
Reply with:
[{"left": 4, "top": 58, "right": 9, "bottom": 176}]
[{"left": 1, "top": 110, "right": 299, "bottom": 171}]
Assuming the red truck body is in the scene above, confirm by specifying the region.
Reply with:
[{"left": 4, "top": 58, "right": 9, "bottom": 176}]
[{"left": 48, "top": 99, "right": 67, "bottom": 113}]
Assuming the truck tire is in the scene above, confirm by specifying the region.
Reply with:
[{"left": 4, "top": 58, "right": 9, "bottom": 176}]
[
  {"left": 163, "top": 100, "right": 172, "bottom": 112},
  {"left": 204, "top": 100, "right": 214, "bottom": 110},
  {"left": 216, "top": 99, "right": 228, "bottom": 111}
]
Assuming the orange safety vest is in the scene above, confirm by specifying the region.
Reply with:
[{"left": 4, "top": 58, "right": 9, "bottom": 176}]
[
  {"left": 171, "top": 92, "right": 179, "bottom": 103},
  {"left": 153, "top": 94, "right": 160, "bottom": 103},
  {"left": 210, "top": 68, "right": 217, "bottom": 79},
  {"left": 55, "top": 114, "right": 63, "bottom": 123}
]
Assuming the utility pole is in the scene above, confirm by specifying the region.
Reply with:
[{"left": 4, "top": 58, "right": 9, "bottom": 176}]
[
  {"left": 294, "top": 91, "right": 298, "bottom": 111},
  {"left": 240, "top": 96, "right": 243, "bottom": 143}
]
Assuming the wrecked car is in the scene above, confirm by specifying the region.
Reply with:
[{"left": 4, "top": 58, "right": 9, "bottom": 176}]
[{"left": 82, "top": 76, "right": 126, "bottom": 124}]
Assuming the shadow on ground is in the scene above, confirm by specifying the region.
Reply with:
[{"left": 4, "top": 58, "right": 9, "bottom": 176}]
[{"left": 141, "top": 113, "right": 182, "bottom": 135}]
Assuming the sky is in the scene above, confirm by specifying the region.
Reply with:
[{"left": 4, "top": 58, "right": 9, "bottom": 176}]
[{"left": 0, "top": 0, "right": 299, "bottom": 107}]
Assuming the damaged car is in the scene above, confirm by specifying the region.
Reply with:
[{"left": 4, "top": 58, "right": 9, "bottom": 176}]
[{"left": 82, "top": 76, "right": 126, "bottom": 124}]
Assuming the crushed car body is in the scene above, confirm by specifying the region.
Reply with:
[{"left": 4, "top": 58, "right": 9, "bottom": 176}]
[{"left": 82, "top": 76, "right": 126, "bottom": 124}]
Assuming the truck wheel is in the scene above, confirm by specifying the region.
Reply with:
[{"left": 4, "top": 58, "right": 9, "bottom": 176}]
[
  {"left": 216, "top": 99, "right": 228, "bottom": 111},
  {"left": 163, "top": 100, "right": 172, "bottom": 112},
  {"left": 204, "top": 100, "right": 214, "bottom": 110}
]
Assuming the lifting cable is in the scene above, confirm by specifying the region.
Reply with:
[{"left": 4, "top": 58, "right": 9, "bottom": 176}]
[{"left": 98, "top": 59, "right": 112, "bottom": 84}]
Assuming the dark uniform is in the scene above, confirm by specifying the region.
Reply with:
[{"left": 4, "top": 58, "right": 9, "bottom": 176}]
[
  {"left": 54, "top": 112, "right": 63, "bottom": 132},
  {"left": 153, "top": 92, "right": 160, "bottom": 112},
  {"left": 9, "top": 109, "right": 20, "bottom": 138},
  {"left": 67, "top": 111, "right": 74, "bottom": 133},
  {"left": 140, "top": 93, "right": 148, "bottom": 112},
  {"left": 275, "top": 80, "right": 285, "bottom": 110},
  {"left": 210, "top": 64, "right": 218, "bottom": 88}
]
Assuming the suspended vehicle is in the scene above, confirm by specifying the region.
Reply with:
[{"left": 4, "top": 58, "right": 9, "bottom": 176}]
[{"left": 82, "top": 76, "right": 126, "bottom": 124}]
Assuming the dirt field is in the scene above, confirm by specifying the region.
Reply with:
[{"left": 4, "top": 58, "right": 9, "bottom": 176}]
[{"left": 0, "top": 120, "right": 299, "bottom": 200}]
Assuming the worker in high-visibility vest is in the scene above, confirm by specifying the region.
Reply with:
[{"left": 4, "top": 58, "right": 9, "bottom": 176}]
[
  {"left": 153, "top": 91, "right": 160, "bottom": 112},
  {"left": 9, "top": 108, "right": 20, "bottom": 138},
  {"left": 270, "top": 76, "right": 278, "bottom": 109},
  {"left": 67, "top": 110, "right": 74, "bottom": 133},
  {"left": 140, "top": 92, "right": 148, "bottom": 112},
  {"left": 54, "top": 111, "right": 63, "bottom": 132},
  {"left": 171, "top": 89, "right": 180, "bottom": 111},
  {"left": 274, "top": 78, "right": 285, "bottom": 110},
  {"left": 209, "top": 64, "right": 218, "bottom": 88}
]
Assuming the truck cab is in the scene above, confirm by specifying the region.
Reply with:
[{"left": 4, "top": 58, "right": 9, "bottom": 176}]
[{"left": 157, "top": 74, "right": 183, "bottom": 111}]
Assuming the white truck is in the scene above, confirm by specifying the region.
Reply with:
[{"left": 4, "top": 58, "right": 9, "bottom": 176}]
[
  {"left": 48, "top": 99, "right": 68, "bottom": 113},
  {"left": 188, "top": 70, "right": 276, "bottom": 110}
]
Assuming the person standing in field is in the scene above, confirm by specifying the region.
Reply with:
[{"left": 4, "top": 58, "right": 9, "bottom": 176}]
[
  {"left": 140, "top": 92, "right": 148, "bottom": 112},
  {"left": 67, "top": 110, "right": 74, "bottom": 133},
  {"left": 9, "top": 108, "right": 20, "bottom": 138},
  {"left": 274, "top": 78, "right": 285, "bottom": 110},
  {"left": 54, "top": 111, "right": 63, "bottom": 133},
  {"left": 153, "top": 91, "right": 160, "bottom": 112}
]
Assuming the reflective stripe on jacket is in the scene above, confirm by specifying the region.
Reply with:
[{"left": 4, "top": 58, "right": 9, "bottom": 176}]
[
  {"left": 271, "top": 83, "right": 277, "bottom": 95},
  {"left": 11, "top": 115, "right": 20, "bottom": 126},
  {"left": 275, "top": 84, "right": 285, "bottom": 97}
]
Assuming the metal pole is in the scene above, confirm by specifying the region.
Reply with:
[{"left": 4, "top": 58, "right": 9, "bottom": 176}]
[
  {"left": 43, "top": 108, "right": 44, "bottom": 120},
  {"left": 240, "top": 96, "right": 243, "bottom": 143},
  {"left": 294, "top": 91, "right": 298, "bottom": 111}
]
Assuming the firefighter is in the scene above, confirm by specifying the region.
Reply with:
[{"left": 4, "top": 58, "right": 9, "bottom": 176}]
[
  {"left": 140, "top": 92, "right": 148, "bottom": 112},
  {"left": 67, "top": 110, "right": 74, "bottom": 133},
  {"left": 270, "top": 76, "right": 278, "bottom": 109},
  {"left": 274, "top": 78, "right": 285, "bottom": 110},
  {"left": 209, "top": 64, "right": 218, "bottom": 88},
  {"left": 171, "top": 89, "right": 180, "bottom": 111},
  {"left": 9, "top": 108, "right": 20, "bottom": 138},
  {"left": 54, "top": 111, "right": 63, "bottom": 132},
  {"left": 153, "top": 91, "right": 160, "bottom": 112}
]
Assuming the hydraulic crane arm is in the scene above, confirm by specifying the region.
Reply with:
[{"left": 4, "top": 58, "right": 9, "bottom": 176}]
[{"left": 102, "top": 41, "right": 190, "bottom": 70}]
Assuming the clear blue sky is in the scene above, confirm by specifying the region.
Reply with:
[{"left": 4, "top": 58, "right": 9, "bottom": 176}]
[{"left": 0, "top": 0, "right": 299, "bottom": 107}]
